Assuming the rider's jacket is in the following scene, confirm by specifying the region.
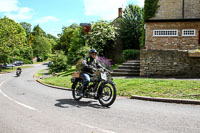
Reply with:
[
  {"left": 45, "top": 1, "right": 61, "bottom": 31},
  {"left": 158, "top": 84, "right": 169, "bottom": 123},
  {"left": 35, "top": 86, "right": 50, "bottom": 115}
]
[{"left": 81, "top": 57, "right": 101, "bottom": 74}]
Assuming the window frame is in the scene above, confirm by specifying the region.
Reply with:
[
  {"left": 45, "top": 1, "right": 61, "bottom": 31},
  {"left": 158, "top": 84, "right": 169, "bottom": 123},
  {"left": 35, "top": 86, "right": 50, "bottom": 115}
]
[
  {"left": 153, "top": 29, "right": 179, "bottom": 37},
  {"left": 182, "top": 29, "right": 196, "bottom": 36}
]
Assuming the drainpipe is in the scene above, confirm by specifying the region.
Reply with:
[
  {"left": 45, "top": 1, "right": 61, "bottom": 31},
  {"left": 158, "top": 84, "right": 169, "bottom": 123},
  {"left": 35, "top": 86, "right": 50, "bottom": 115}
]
[
  {"left": 182, "top": 0, "right": 185, "bottom": 19},
  {"left": 199, "top": 31, "right": 200, "bottom": 44}
]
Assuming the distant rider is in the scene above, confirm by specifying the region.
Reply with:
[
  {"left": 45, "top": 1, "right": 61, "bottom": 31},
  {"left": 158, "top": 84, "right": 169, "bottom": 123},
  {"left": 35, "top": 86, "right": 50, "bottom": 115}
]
[{"left": 16, "top": 67, "right": 22, "bottom": 75}]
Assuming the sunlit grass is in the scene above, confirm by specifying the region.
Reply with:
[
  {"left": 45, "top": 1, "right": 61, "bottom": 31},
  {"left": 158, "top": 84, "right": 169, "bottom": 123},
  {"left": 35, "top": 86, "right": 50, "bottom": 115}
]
[
  {"left": 113, "top": 78, "right": 200, "bottom": 100},
  {"left": 40, "top": 76, "right": 72, "bottom": 88}
]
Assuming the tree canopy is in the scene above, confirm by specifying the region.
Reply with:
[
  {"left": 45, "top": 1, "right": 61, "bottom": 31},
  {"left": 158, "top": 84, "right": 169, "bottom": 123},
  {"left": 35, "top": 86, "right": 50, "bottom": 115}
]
[
  {"left": 20, "top": 22, "right": 32, "bottom": 38},
  {"left": 88, "top": 20, "right": 118, "bottom": 54},
  {"left": 54, "top": 26, "right": 76, "bottom": 55},
  {"left": 0, "top": 17, "right": 27, "bottom": 63},
  {"left": 32, "top": 35, "right": 52, "bottom": 61},
  {"left": 32, "top": 25, "right": 46, "bottom": 37},
  {"left": 119, "top": 4, "right": 143, "bottom": 49}
]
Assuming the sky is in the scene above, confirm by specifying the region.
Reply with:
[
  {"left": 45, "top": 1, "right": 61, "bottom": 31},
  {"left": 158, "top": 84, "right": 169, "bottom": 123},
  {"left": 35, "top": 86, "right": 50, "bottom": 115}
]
[{"left": 0, "top": 0, "right": 144, "bottom": 37}]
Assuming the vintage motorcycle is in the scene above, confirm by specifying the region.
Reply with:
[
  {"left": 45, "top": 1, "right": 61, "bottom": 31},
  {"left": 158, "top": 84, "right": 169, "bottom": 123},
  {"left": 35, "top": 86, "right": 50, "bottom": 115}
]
[{"left": 71, "top": 68, "right": 117, "bottom": 107}]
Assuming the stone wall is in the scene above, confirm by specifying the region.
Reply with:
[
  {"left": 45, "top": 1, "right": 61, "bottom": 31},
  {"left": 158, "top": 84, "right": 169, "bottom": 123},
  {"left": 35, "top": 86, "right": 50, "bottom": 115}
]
[
  {"left": 152, "top": 0, "right": 200, "bottom": 20},
  {"left": 140, "top": 49, "right": 200, "bottom": 78},
  {"left": 145, "top": 21, "right": 200, "bottom": 50}
]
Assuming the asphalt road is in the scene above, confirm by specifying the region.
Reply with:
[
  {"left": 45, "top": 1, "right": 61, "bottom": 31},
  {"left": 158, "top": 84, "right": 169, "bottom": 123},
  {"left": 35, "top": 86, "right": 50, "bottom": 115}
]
[{"left": 0, "top": 64, "right": 200, "bottom": 133}]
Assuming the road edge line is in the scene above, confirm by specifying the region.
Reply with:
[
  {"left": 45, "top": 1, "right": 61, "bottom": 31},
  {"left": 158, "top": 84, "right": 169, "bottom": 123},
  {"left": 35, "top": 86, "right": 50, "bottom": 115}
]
[{"left": 131, "top": 95, "right": 200, "bottom": 105}]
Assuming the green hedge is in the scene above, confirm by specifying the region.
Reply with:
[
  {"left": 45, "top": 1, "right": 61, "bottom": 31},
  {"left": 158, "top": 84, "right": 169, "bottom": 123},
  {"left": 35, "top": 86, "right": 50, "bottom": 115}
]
[{"left": 123, "top": 49, "right": 140, "bottom": 60}]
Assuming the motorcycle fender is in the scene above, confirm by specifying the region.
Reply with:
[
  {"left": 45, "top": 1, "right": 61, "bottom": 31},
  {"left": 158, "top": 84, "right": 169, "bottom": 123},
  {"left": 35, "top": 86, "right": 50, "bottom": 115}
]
[{"left": 71, "top": 78, "right": 82, "bottom": 90}]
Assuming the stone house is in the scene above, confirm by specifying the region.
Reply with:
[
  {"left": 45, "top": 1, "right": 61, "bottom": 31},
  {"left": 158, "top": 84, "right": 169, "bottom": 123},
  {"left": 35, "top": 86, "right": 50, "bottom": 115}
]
[{"left": 140, "top": 0, "right": 200, "bottom": 77}]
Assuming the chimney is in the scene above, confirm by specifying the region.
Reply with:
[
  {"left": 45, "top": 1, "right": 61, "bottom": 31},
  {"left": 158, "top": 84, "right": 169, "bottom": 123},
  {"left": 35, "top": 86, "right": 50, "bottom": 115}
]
[{"left": 118, "top": 8, "right": 122, "bottom": 18}]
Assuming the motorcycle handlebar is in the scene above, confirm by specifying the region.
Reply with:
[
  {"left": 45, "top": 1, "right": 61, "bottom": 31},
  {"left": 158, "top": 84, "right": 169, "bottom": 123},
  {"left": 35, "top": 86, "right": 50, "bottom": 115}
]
[{"left": 92, "top": 67, "right": 110, "bottom": 73}]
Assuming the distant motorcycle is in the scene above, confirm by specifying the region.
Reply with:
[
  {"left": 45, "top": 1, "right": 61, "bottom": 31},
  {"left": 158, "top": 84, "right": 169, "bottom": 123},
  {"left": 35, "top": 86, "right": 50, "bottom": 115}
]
[
  {"left": 71, "top": 68, "right": 117, "bottom": 107},
  {"left": 16, "top": 68, "right": 22, "bottom": 77}
]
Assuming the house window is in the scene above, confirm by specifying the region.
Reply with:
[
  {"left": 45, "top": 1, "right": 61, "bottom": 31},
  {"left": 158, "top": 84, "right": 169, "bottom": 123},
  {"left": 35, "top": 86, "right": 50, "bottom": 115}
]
[
  {"left": 153, "top": 30, "right": 178, "bottom": 37},
  {"left": 182, "top": 29, "right": 196, "bottom": 36}
]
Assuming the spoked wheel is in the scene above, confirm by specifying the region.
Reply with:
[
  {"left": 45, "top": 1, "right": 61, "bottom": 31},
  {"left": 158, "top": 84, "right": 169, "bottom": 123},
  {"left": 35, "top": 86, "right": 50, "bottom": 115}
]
[
  {"left": 98, "top": 82, "right": 117, "bottom": 107},
  {"left": 72, "top": 82, "right": 83, "bottom": 101}
]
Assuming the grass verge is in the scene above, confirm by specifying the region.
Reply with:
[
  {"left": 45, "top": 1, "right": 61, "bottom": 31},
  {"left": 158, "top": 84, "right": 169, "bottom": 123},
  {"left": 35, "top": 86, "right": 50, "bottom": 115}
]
[
  {"left": 40, "top": 76, "right": 72, "bottom": 88},
  {"left": 113, "top": 78, "right": 200, "bottom": 100},
  {"left": 37, "top": 69, "right": 200, "bottom": 100}
]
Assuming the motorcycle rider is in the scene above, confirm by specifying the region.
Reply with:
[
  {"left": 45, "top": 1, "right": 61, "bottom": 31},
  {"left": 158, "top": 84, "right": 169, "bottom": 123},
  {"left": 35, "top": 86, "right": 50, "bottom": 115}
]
[
  {"left": 16, "top": 67, "right": 22, "bottom": 75},
  {"left": 80, "top": 49, "right": 103, "bottom": 96}
]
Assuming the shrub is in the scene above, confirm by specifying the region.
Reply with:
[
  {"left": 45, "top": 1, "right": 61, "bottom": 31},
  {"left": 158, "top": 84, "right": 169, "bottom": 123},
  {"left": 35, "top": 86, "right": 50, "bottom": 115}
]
[
  {"left": 96, "top": 56, "right": 112, "bottom": 70},
  {"left": 49, "top": 50, "right": 70, "bottom": 73},
  {"left": 123, "top": 49, "right": 140, "bottom": 60},
  {"left": 23, "top": 59, "right": 33, "bottom": 64}
]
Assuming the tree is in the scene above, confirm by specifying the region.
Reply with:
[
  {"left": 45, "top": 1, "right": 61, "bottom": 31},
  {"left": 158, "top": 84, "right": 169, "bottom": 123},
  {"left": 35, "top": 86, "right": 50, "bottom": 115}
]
[
  {"left": 32, "top": 25, "right": 46, "bottom": 37},
  {"left": 27, "top": 33, "right": 34, "bottom": 46},
  {"left": 54, "top": 26, "right": 76, "bottom": 55},
  {"left": 13, "top": 46, "right": 33, "bottom": 64},
  {"left": 67, "top": 27, "right": 89, "bottom": 65},
  {"left": 88, "top": 20, "right": 118, "bottom": 54},
  {"left": 20, "top": 22, "right": 32, "bottom": 38},
  {"left": 49, "top": 50, "right": 70, "bottom": 73},
  {"left": 32, "top": 35, "right": 52, "bottom": 61},
  {"left": 47, "top": 33, "right": 58, "bottom": 42},
  {"left": 31, "top": 25, "right": 55, "bottom": 61},
  {"left": 0, "top": 17, "right": 26, "bottom": 63},
  {"left": 119, "top": 4, "right": 143, "bottom": 49},
  {"left": 144, "top": 0, "right": 159, "bottom": 20}
]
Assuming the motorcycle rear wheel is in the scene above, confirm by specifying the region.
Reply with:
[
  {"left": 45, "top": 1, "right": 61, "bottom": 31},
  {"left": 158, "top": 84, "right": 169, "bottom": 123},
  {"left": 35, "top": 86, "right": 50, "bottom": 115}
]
[{"left": 72, "top": 82, "right": 82, "bottom": 101}]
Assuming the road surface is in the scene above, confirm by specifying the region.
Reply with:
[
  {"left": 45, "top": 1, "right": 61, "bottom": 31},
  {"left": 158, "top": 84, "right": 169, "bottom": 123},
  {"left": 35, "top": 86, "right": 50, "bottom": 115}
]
[{"left": 0, "top": 64, "right": 200, "bottom": 133}]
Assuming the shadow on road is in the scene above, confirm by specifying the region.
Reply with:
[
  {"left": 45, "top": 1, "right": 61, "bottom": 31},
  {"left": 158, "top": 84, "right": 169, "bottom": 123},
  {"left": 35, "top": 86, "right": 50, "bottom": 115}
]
[{"left": 55, "top": 98, "right": 109, "bottom": 109}]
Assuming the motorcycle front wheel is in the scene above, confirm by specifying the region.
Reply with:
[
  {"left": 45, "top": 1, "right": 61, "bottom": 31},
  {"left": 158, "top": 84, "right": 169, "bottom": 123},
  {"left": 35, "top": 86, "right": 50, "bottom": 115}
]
[
  {"left": 98, "top": 82, "right": 117, "bottom": 107},
  {"left": 72, "top": 81, "right": 83, "bottom": 101}
]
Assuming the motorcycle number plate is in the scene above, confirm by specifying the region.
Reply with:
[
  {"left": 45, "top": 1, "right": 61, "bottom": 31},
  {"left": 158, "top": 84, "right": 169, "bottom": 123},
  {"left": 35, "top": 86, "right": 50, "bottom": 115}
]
[{"left": 101, "top": 73, "right": 107, "bottom": 80}]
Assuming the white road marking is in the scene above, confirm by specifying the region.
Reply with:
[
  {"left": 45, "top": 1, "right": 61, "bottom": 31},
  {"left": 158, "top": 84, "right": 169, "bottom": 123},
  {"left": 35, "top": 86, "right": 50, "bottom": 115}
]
[
  {"left": 79, "top": 123, "right": 117, "bottom": 133},
  {"left": 0, "top": 78, "right": 38, "bottom": 111},
  {"left": 0, "top": 74, "right": 5, "bottom": 76}
]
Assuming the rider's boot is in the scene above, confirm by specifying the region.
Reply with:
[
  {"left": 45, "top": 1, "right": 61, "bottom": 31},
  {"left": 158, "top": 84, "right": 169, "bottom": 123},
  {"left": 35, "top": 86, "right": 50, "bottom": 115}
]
[{"left": 80, "top": 86, "right": 87, "bottom": 97}]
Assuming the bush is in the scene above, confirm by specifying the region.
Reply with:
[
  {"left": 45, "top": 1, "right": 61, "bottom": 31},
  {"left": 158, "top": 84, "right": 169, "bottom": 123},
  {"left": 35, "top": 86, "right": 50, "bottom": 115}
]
[
  {"left": 123, "top": 49, "right": 140, "bottom": 60},
  {"left": 23, "top": 59, "right": 33, "bottom": 64},
  {"left": 114, "top": 58, "right": 124, "bottom": 64},
  {"left": 96, "top": 56, "right": 112, "bottom": 70},
  {"left": 49, "top": 50, "right": 70, "bottom": 73}
]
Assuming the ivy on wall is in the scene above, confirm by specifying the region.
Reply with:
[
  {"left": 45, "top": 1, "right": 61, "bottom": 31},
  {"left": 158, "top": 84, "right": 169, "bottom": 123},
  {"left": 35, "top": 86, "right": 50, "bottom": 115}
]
[
  {"left": 144, "top": 0, "right": 160, "bottom": 20},
  {"left": 141, "top": 0, "right": 159, "bottom": 48}
]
